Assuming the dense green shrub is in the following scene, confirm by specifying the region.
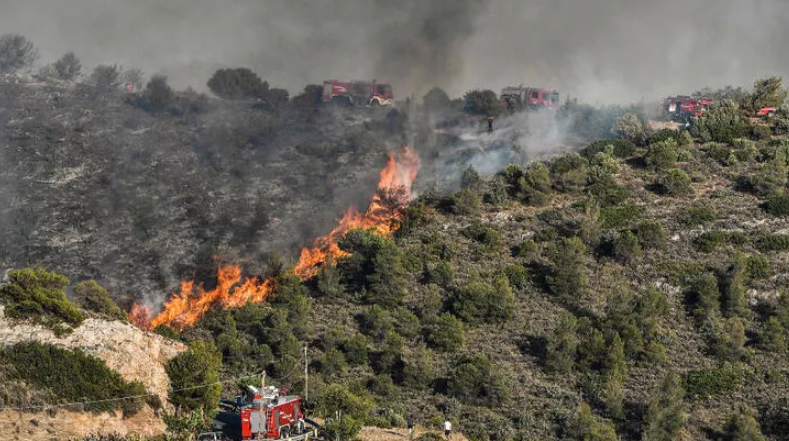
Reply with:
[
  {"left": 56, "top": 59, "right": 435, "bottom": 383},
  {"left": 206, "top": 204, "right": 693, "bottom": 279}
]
[
  {"left": 460, "top": 165, "right": 482, "bottom": 192},
  {"left": 722, "top": 407, "right": 768, "bottom": 441},
  {"left": 0, "top": 34, "right": 38, "bottom": 72},
  {"left": 143, "top": 75, "right": 175, "bottom": 112},
  {"left": 166, "top": 341, "right": 222, "bottom": 413},
  {"left": 422, "top": 87, "right": 451, "bottom": 113},
  {"left": 689, "top": 273, "right": 721, "bottom": 320},
  {"left": 650, "top": 129, "right": 679, "bottom": 144},
  {"left": 545, "top": 312, "right": 578, "bottom": 374},
  {"left": 755, "top": 233, "right": 789, "bottom": 252},
  {"left": 502, "top": 264, "right": 529, "bottom": 289},
  {"left": 612, "top": 112, "right": 648, "bottom": 145},
  {"left": 678, "top": 204, "right": 718, "bottom": 226},
  {"left": 74, "top": 280, "right": 126, "bottom": 321},
  {"left": 316, "top": 384, "right": 372, "bottom": 439},
  {"left": 761, "top": 195, "right": 789, "bottom": 216},
  {"left": 461, "top": 222, "right": 504, "bottom": 253},
  {"left": 758, "top": 317, "right": 786, "bottom": 353},
  {"left": 660, "top": 168, "right": 692, "bottom": 195},
  {"left": 207, "top": 68, "right": 268, "bottom": 100},
  {"left": 452, "top": 189, "right": 481, "bottom": 216},
  {"left": 684, "top": 366, "right": 744, "bottom": 398},
  {"left": 694, "top": 231, "right": 748, "bottom": 253},
  {"left": 587, "top": 173, "right": 629, "bottom": 207},
  {"left": 547, "top": 237, "right": 588, "bottom": 301},
  {"left": 635, "top": 220, "right": 667, "bottom": 250},
  {"left": 463, "top": 90, "right": 501, "bottom": 116},
  {"left": 427, "top": 313, "right": 465, "bottom": 352},
  {"left": 154, "top": 324, "right": 180, "bottom": 340},
  {"left": 0, "top": 268, "right": 86, "bottom": 326},
  {"left": 581, "top": 139, "right": 637, "bottom": 159},
  {"left": 612, "top": 230, "right": 642, "bottom": 264},
  {"left": 600, "top": 203, "right": 644, "bottom": 229},
  {"left": 447, "top": 354, "right": 509, "bottom": 406},
  {"left": 453, "top": 275, "right": 514, "bottom": 325},
  {"left": 53, "top": 51, "right": 81, "bottom": 80},
  {"left": 773, "top": 105, "right": 789, "bottom": 135},
  {"left": 338, "top": 229, "right": 406, "bottom": 307},
  {"left": 745, "top": 255, "right": 770, "bottom": 280},
  {"left": 0, "top": 342, "right": 148, "bottom": 414},
  {"left": 567, "top": 402, "right": 618, "bottom": 441},
  {"left": 550, "top": 153, "right": 589, "bottom": 193},
  {"left": 691, "top": 100, "right": 751, "bottom": 143},
  {"left": 89, "top": 64, "right": 122, "bottom": 92},
  {"left": 642, "top": 373, "right": 687, "bottom": 441},
  {"left": 646, "top": 138, "right": 679, "bottom": 170}
]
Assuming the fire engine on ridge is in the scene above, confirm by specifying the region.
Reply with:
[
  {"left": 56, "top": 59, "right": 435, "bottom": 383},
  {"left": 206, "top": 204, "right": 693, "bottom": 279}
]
[
  {"left": 199, "top": 385, "right": 315, "bottom": 441},
  {"left": 500, "top": 85, "right": 559, "bottom": 111},
  {"left": 322, "top": 79, "right": 394, "bottom": 107}
]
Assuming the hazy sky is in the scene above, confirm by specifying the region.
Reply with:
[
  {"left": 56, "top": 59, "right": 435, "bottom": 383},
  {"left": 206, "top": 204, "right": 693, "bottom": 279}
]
[{"left": 1, "top": 0, "right": 787, "bottom": 104}]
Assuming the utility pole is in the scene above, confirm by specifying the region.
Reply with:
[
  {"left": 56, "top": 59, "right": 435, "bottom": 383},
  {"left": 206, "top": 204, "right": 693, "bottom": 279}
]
[
  {"left": 258, "top": 371, "right": 266, "bottom": 441},
  {"left": 304, "top": 344, "right": 309, "bottom": 403}
]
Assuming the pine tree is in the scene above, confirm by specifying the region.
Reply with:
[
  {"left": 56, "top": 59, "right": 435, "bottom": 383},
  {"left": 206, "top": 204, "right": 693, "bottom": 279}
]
[
  {"left": 461, "top": 165, "right": 483, "bottom": 192},
  {"left": 642, "top": 373, "right": 686, "bottom": 441},
  {"left": 722, "top": 407, "right": 767, "bottom": 441},
  {"left": 758, "top": 316, "right": 786, "bottom": 353},
  {"left": 692, "top": 273, "right": 721, "bottom": 320},
  {"left": 602, "top": 333, "right": 628, "bottom": 419},
  {"left": 546, "top": 312, "right": 578, "bottom": 374}
]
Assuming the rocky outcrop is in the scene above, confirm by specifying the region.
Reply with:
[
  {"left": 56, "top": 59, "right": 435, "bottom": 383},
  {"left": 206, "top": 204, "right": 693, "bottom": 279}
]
[
  {"left": 0, "top": 405, "right": 166, "bottom": 441},
  {"left": 0, "top": 306, "right": 185, "bottom": 399}
]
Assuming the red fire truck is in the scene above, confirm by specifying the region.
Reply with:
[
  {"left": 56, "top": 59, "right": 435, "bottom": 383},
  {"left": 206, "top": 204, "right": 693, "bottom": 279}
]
[
  {"left": 663, "top": 96, "right": 714, "bottom": 121},
  {"left": 500, "top": 85, "right": 559, "bottom": 111},
  {"left": 200, "top": 385, "right": 311, "bottom": 441},
  {"left": 322, "top": 79, "right": 394, "bottom": 107}
]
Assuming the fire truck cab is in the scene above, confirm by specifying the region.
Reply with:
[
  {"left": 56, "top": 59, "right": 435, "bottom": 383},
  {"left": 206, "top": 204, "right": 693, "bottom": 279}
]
[
  {"left": 500, "top": 86, "right": 559, "bottom": 111},
  {"left": 322, "top": 80, "right": 394, "bottom": 107},
  {"left": 239, "top": 386, "right": 306, "bottom": 440},
  {"left": 663, "top": 96, "right": 714, "bottom": 122}
]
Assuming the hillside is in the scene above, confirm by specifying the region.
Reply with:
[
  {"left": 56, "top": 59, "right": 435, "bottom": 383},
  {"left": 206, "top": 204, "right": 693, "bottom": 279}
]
[{"left": 2, "top": 71, "right": 789, "bottom": 441}]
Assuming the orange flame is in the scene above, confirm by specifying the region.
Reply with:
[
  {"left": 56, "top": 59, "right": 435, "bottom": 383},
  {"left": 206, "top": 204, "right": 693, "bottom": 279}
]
[{"left": 133, "top": 146, "right": 421, "bottom": 331}]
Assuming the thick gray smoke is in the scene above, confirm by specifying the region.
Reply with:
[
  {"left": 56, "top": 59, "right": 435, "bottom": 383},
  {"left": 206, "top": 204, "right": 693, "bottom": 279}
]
[{"left": 0, "top": 0, "right": 787, "bottom": 102}]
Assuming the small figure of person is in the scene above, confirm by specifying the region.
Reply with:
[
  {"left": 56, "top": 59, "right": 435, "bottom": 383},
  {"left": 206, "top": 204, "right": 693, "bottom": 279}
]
[
  {"left": 407, "top": 418, "right": 414, "bottom": 439},
  {"left": 444, "top": 419, "right": 452, "bottom": 440},
  {"left": 487, "top": 116, "right": 494, "bottom": 133}
]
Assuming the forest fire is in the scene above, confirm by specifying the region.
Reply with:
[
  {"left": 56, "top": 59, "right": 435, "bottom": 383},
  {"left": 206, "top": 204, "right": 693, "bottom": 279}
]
[{"left": 132, "top": 146, "right": 421, "bottom": 331}]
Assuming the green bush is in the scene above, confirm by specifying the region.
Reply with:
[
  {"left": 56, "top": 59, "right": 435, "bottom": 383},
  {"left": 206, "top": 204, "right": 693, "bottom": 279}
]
[
  {"left": 89, "top": 64, "right": 122, "bottom": 92},
  {"left": 600, "top": 203, "right": 644, "bottom": 229},
  {"left": 427, "top": 313, "right": 465, "bottom": 352},
  {"left": 74, "top": 280, "right": 126, "bottom": 321},
  {"left": 0, "top": 342, "right": 149, "bottom": 414},
  {"left": 758, "top": 317, "right": 786, "bottom": 353},
  {"left": 461, "top": 222, "right": 504, "bottom": 253},
  {"left": 635, "top": 220, "right": 667, "bottom": 250},
  {"left": 773, "top": 105, "right": 789, "bottom": 135},
  {"left": 0, "top": 268, "right": 86, "bottom": 326},
  {"left": 447, "top": 354, "right": 509, "bottom": 406},
  {"left": 650, "top": 129, "right": 680, "bottom": 145},
  {"left": 166, "top": 341, "right": 222, "bottom": 413},
  {"left": 547, "top": 237, "right": 588, "bottom": 302},
  {"left": 453, "top": 275, "right": 514, "bottom": 325},
  {"left": 568, "top": 402, "right": 618, "bottom": 441},
  {"left": 452, "top": 189, "right": 481, "bottom": 216},
  {"left": 153, "top": 324, "right": 180, "bottom": 340},
  {"left": 722, "top": 407, "right": 768, "bottom": 441},
  {"left": 694, "top": 231, "right": 748, "bottom": 253},
  {"left": 678, "top": 204, "right": 718, "bottom": 226},
  {"left": 646, "top": 138, "right": 679, "bottom": 170},
  {"left": 643, "top": 373, "right": 687, "bottom": 441},
  {"left": 661, "top": 168, "right": 692, "bottom": 195},
  {"left": 550, "top": 153, "right": 589, "bottom": 193},
  {"left": 0, "top": 34, "right": 38, "bottom": 72},
  {"left": 612, "top": 112, "right": 648, "bottom": 145},
  {"left": 684, "top": 366, "right": 744, "bottom": 398},
  {"left": 612, "top": 230, "right": 642, "bottom": 264},
  {"left": 143, "top": 74, "right": 175, "bottom": 112},
  {"left": 755, "top": 233, "right": 789, "bottom": 252},
  {"left": 752, "top": 125, "right": 773, "bottom": 141},
  {"left": 463, "top": 89, "right": 501, "bottom": 116},
  {"left": 745, "top": 255, "right": 770, "bottom": 280},
  {"left": 545, "top": 312, "right": 578, "bottom": 374},
  {"left": 761, "top": 195, "right": 789, "bottom": 216},
  {"left": 581, "top": 139, "right": 637, "bottom": 159},
  {"left": 207, "top": 68, "right": 269, "bottom": 100},
  {"left": 52, "top": 51, "right": 81, "bottom": 80},
  {"left": 502, "top": 264, "right": 529, "bottom": 289},
  {"left": 691, "top": 100, "right": 752, "bottom": 143},
  {"left": 423, "top": 87, "right": 451, "bottom": 113}
]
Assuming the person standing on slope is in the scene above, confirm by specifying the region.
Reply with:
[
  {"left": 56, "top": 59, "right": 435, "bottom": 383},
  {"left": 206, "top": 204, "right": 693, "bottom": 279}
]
[{"left": 444, "top": 419, "right": 452, "bottom": 439}]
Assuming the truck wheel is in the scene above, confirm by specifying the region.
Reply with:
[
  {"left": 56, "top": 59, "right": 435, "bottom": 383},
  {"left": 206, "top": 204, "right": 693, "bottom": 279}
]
[{"left": 280, "top": 427, "right": 291, "bottom": 439}]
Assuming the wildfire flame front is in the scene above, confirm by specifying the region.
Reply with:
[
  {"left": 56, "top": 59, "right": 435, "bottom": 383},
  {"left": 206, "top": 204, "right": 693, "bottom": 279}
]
[{"left": 132, "top": 146, "right": 421, "bottom": 331}]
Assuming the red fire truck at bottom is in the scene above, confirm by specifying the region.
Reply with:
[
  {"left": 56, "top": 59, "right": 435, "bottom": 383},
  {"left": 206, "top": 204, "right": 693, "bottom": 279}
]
[{"left": 199, "top": 385, "right": 313, "bottom": 441}]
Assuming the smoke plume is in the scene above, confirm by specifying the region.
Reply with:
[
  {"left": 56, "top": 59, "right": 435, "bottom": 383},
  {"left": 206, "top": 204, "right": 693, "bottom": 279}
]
[{"left": 0, "top": 0, "right": 787, "bottom": 102}]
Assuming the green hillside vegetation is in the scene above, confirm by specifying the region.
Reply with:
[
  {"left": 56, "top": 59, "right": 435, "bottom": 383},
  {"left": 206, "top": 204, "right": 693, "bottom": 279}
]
[{"left": 166, "top": 119, "right": 789, "bottom": 440}]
